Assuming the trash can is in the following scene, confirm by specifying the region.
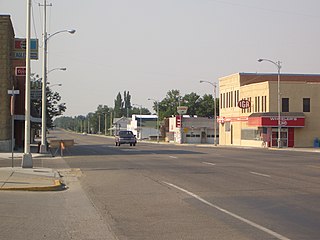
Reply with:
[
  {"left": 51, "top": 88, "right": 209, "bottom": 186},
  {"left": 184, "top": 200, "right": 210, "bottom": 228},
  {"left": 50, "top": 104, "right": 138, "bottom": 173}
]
[{"left": 313, "top": 138, "right": 319, "bottom": 148}]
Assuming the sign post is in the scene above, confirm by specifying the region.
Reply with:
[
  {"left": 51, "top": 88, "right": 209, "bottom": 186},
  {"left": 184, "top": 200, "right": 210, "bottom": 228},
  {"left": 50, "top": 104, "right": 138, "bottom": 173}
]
[{"left": 7, "top": 88, "right": 20, "bottom": 168}]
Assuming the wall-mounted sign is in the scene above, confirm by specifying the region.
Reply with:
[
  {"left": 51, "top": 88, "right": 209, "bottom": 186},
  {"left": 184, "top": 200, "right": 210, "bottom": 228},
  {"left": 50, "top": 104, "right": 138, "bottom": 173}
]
[
  {"left": 13, "top": 38, "right": 38, "bottom": 60},
  {"left": 238, "top": 99, "right": 251, "bottom": 109},
  {"left": 15, "top": 67, "right": 26, "bottom": 76}
]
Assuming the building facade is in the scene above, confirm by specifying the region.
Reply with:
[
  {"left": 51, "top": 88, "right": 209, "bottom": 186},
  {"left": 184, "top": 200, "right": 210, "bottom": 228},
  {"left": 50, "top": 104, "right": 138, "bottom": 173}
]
[
  {"left": 0, "top": 15, "right": 14, "bottom": 151},
  {"left": 168, "top": 116, "right": 218, "bottom": 144},
  {"left": 219, "top": 73, "right": 320, "bottom": 148},
  {"left": 127, "top": 115, "right": 159, "bottom": 140}
]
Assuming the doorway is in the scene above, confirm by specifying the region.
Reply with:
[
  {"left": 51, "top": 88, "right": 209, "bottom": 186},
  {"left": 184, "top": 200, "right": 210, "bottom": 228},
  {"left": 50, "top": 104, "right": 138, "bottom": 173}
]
[{"left": 271, "top": 128, "right": 288, "bottom": 147}]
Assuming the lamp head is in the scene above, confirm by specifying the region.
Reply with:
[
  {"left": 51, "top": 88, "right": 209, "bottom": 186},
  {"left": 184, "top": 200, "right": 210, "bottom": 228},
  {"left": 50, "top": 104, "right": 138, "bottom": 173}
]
[
  {"left": 60, "top": 68, "right": 67, "bottom": 71},
  {"left": 258, "top": 59, "right": 263, "bottom": 62},
  {"left": 68, "top": 29, "right": 76, "bottom": 34}
]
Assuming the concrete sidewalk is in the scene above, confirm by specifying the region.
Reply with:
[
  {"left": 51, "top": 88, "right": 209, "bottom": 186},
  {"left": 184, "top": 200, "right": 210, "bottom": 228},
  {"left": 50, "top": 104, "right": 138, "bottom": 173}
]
[{"left": 0, "top": 167, "right": 64, "bottom": 191}]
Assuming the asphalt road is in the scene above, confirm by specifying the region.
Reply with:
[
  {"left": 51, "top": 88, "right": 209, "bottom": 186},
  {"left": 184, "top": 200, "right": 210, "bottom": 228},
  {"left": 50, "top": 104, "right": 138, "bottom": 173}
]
[{"left": 1, "top": 129, "right": 320, "bottom": 240}]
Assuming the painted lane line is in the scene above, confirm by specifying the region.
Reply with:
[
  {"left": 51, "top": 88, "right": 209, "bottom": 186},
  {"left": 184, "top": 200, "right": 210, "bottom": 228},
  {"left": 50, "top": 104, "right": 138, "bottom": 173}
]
[
  {"left": 169, "top": 156, "right": 178, "bottom": 159},
  {"left": 202, "top": 162, "right": 216, "bottom": 166},
  {"left": 162, "top": 181, "right": 290, "bottom": 240},
  {"left": 250, "top": 172, "right": 271, "bottom": 178}
]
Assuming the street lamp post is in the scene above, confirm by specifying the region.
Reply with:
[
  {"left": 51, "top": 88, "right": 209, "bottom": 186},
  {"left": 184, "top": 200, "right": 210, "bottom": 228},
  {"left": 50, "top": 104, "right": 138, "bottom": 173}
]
[
  {"left": 39, "top": 5, "right": 75, "bottom": 153},
  {"left": 22, "top": 0, "right": 33, "bottom": 168},
  {"left": 148, "top": 98, "right": 159, "bottom": 143},
  {"left": 39, "top": 66, "right": 67, "bottom": 154},
  {"left": 258, "top": 58, "right": 282, "bottom": 148},
  {"left": 200, "top": 80, "right": 218, "bottom": 146},
  {"left": 133, "top": 104, "right": 143, "bottom": 140}
]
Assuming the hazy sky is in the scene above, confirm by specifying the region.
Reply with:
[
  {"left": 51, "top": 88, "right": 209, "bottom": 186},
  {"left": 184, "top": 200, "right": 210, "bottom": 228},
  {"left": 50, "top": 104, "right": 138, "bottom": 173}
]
[{"left": 1, "top": 0, "right": 320, "bottom": 116}]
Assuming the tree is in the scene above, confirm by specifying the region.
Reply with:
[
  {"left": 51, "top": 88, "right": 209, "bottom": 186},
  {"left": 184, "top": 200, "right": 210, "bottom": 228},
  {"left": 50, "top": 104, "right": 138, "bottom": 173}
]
[
  {"left": 156, "top": 89, "right": 181, "bottom": 119},
  {"left": 32, "top": 85, "right": 66, "bottom": 129},
  {"left": 182, "top": 92, "right": 201, "bottom": 116},
  {"left": 123, "top": 90, "right": 132, "bottom": 117},
  {"left": 114, "top": 92, "right": 123, "bottom": 118}
]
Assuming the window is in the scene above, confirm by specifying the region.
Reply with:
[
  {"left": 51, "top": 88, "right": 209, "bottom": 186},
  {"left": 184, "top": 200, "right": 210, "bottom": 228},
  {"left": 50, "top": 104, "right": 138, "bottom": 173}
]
[
  {"left": 255, "top": 97, "right": 257, "bottom": 112},
  {"left": 282, "top": 98, "right": 289, "bottom": 112},
  {"left": 303, "top": 98, "right": 310, "bottom": 112}
]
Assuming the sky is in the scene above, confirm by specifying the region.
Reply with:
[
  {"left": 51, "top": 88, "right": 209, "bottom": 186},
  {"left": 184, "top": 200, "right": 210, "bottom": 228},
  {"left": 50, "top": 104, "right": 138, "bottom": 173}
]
[{"left": 1, "top": 0, "right": 320, "bottom": 116}]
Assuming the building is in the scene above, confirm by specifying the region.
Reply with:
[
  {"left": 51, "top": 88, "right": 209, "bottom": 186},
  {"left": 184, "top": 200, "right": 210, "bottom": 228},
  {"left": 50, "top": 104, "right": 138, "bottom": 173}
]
[
  {"left": 111, "top": 117, "right": 131, "bottom": 135},
  {"left": 0, "top": 15, "right": 40, "bottom": 151},
  {"left": 127, "top": 115, "right": 159, "bottom": 140},
  {"left": 0, "top": 15, "right": 14, "bottom": 151},
  {"left": 219, "top": 73, "right": 320, "bottom": 148},
  {"left": 168, "top": 116, "right": 218, "bottom": 144}
]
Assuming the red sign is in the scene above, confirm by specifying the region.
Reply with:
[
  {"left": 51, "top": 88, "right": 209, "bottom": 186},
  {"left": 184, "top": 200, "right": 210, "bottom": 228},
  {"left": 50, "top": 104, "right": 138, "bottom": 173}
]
[
  {"left": 248, "top": 116, "right": 305, "bottom": 127},
  {"left": 15, "top": 67, "right": 26, "bottom": 76},
  {"left": 238, "top": 99, "right": 251, "bottom": 109},
  {"left": 176, "top": 115, "right": 182, "bottom": 127}
]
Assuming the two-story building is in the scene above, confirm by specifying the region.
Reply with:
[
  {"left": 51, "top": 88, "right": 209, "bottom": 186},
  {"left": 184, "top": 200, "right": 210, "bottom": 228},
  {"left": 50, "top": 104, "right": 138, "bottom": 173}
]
[{"left": 219, "top": 73, "right": 320, "bottom": 148}]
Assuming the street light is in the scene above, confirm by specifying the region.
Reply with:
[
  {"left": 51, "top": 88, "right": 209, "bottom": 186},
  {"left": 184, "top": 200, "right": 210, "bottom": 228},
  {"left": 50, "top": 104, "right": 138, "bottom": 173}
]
[
  {"left": 50, "top": 83, "right": 62, "bottom": 88},
  {"left": 47, "top": 67, "right": 66, "bottom": 74},
  {"left": 258, "top": 58, "right": 282, "bottom": 148},
  {"left": 39, "top": 3, "right": 75, "bottom": 153},
  {"left": 133, "top": 104, "right": 143, "bottom": 140},
  {"left": 40, "top": 66, "right": 69, "bottom": 154},
  {"left": 200, "top": 80, "right": 218, "bottom": 146},
  {"left": 147, "top": 98, "right": 159, "bottom": 143}
]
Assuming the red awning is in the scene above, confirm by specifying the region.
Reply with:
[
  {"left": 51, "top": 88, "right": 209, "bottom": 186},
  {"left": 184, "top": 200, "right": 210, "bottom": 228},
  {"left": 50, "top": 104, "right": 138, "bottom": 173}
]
[{"left": 248, "top": 112, "right": 305, "bottom": 127}]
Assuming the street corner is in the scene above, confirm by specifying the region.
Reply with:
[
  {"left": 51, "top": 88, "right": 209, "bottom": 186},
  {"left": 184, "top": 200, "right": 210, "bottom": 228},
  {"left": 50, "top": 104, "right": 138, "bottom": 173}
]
[{"left": 0, "top": 167, "right": 67, "bottom": 191}]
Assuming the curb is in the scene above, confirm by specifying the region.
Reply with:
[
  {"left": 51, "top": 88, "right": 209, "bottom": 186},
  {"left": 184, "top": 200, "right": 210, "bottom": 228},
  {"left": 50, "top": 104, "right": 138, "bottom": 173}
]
[{"left": 0, "top": 179, "right": 66, "bottom": 192}]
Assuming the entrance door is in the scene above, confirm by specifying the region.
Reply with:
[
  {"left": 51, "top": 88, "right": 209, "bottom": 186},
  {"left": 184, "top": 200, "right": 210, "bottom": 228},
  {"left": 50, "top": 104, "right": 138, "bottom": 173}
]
[{"left": 271, "top": 128, "right": 288, "bottom": 147}]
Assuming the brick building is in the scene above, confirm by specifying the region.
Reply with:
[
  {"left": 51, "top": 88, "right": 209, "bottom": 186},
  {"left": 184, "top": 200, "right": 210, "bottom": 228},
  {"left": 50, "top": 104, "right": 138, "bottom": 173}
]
[
  {"left": 0, "top": 15, "right": 14, "bottom": 151},
  {"left": 219, "top": 73, "right": 320, "bottom": 148}
]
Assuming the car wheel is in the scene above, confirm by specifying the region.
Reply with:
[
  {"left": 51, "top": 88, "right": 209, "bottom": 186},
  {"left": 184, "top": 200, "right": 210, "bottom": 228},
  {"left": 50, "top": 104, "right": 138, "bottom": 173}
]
[{"left": 133, "top": 143, "right": 136, "bottom": 146}]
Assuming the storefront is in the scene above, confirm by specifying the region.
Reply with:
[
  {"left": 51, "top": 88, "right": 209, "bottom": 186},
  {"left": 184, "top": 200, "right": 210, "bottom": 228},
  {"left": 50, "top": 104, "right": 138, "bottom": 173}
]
[
  {"left": 219, "top": 72, "right": 320, "bottom": 148},
  {"left": 248, "top": 113, "right": 305, "bottom": 147}
]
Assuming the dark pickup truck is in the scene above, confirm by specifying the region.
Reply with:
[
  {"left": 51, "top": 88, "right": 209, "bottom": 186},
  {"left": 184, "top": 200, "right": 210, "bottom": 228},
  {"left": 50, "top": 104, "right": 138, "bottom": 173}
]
[{"left": 115, "top": 130, "right": 137, "bottom": 146}]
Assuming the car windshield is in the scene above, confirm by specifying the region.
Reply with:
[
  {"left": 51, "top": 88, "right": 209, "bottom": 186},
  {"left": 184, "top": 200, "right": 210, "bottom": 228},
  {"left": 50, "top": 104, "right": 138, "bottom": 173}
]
[{"left": 119, "top": 131, "right": 133, "bottom": 137}]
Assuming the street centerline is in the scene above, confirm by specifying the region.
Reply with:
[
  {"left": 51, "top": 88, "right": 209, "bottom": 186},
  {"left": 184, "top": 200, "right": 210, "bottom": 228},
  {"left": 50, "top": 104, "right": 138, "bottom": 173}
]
[
  {"left": 250, "top": 171, "right": 271, "bottom": 178},
  {"left": 202, "top": 162, "right": 216, "bottom": 166},
  {"left": 163, "top": 181, "right": 290, "bottom": 240}
]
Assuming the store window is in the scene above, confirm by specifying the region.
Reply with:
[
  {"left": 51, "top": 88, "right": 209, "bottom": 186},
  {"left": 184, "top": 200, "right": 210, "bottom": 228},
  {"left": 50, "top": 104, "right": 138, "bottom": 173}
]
[
  {"left": 241, "top": 128, "right": 260, "bottom": 140},
  {"left": 303, "top": 98, "right": 310, "bottom": 112},
  {"left": 282, "top": 98, "right": 289, "bottom": 112}
]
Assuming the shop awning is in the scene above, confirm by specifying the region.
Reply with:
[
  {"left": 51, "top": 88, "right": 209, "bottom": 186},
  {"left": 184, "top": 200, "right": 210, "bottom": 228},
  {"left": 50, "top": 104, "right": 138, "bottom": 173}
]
[{"left": 248, "top": 112, "right": 305, "bottom": 127}]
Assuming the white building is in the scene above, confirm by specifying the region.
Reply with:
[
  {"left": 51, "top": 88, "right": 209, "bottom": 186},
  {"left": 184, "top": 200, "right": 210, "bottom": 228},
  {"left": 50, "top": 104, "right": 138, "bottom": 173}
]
[
  {"left": 127, "top": 115, "right": 159, "bottom": 140},
  {"left": 168, "top": 116, "right": 219, "bottom": 144}
]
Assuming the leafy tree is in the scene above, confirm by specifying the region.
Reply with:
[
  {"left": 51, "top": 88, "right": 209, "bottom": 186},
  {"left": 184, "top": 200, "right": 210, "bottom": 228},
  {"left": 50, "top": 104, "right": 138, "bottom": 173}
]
[
  {"left": 156, "top": 89, "right": 181, "bottom": 119},
  {"left": 32, "top": 85, "right": 66, "bottom": 129},
  {"left": 182, "top": 92, "right": 201, "bottom": 116}
]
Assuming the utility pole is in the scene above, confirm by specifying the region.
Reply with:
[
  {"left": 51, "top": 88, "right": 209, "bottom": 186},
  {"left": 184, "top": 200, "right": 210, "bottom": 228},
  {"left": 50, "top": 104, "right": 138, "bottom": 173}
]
[
  {"left": 22, "top": 0, "right": 33, "bottom": 168},
  {"left": 39, "top": 0, "right": 52, "bottom": 153}
]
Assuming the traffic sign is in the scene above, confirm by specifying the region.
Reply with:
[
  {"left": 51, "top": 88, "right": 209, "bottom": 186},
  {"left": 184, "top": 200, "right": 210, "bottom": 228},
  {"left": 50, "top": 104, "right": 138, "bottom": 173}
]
[{"left": 177, "top": 106, "right": 188, "bottom": 115}]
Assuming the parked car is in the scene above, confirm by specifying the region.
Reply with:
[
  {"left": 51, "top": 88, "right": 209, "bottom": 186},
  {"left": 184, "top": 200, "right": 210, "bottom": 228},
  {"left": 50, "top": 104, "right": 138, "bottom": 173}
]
[{"left": 115, "top": 130, "right": 137, "bottom": 146}]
